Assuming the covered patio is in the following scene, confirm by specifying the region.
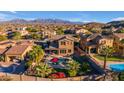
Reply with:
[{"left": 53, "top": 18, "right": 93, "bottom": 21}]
[
  {"left": 45, "top": 48, "right": 60, "bottom": 55},
  {"left": 85, "top": 45, "right": 98, "bottom": 54}
]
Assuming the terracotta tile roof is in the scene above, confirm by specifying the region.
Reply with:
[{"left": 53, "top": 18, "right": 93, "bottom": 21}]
[
  {"left": 50, "top": 35, "right": 74, "bottom": 41},
  {"left": 5, "top": 45, "right": 29, "bottom": 55},
  {"left": 16, "top": 40, "right": 33, "bottom": 46},
  {"left": 0, "top": 48, "right": 7, "bottom": 55},
  {"left": 0, "top": 40, "right": 15, "bottom": 46},
  {"left": 114, "top": 33, "right": 124, "bottom": 39}
]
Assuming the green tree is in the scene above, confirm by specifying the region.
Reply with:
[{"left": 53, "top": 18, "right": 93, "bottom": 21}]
[
  {"left": 0, "top": 55, "right": 4, "bottom": 61},
  {"left": 26, "top": 27, "right": 38, "bottom": 33},
  {"left": 0, "top": 35, "right": 7, "bottom": 41},
  {"left": 35, "top": 63, "right": 53, "bottom": 78},
  {"left": 121, "top": 39, "right": 124, "bottom": 44},
  {"left": 33, "top": 45, "right": 44, "bottom": 63},
  {"left": 82, "top": 62, "right": 91, "bottom": 72},
  {"left": 26, "top": 45, "right": 44, "bottom": 67},
  {"left": 11, "top": 32, "right": 21, "bottom": 40},
  {"left": 117, "top": 30, "right": 124, "bottom": 33},
  {"left": 56, "top": 27, "right": 64, "bottom": 35},
  {"left": 99, "top": 46, "right": 114, "bottom": 69},
  {"left": 67, "top": 60, "right": 80, "bottom": 77},
  {"left": 30, "top": 33, "right": 42, "bottom": 40}
]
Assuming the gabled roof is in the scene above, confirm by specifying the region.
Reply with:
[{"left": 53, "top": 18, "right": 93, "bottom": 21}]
[
  {"left": 5, "top": 45, "right": 29, "bottom": 55},
  {"left": 0, "top": 48, "right": 7, "bottom": 55},
  {"left": 57, "top": 36, "right": 74, "bottom": 41},
  {"left": 114, "top": 33, "right": 124, "bottom": 40},
  {"left": 50, "top": 35, "right": 74, "bottom": 41},
  {"left": 0, "top": 40, "right": 15, "bottom": 46},
  {"left": 87, "top": 33, "right": 101, "bottom": 40}
]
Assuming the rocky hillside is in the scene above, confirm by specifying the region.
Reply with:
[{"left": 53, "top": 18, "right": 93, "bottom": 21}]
[{"left": 105, "top": 21, "right": 124, "bottom": 28}]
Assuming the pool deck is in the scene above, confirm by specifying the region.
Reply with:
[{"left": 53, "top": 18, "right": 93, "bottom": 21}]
[
  {"left": 90, "top": 54, "right": 124, "bottom": 69},
  {"left": 0, "top": 61, "right": 20, "bottom": 67}
]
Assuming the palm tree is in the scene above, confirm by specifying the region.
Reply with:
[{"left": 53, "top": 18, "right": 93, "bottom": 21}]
[
  {"left": 99, "top": 46, "right": 114, "bottom": 69},
  {"left": 33, "top": 45, "right": 44, "bottom": 63},
  {"left": 27, "top": 45, "right": 44, "bottom": 65},
  {"left": 67, "top": 60, "right": 80, "bottom": 77},
  {"left": 28, "top": 50, "right": 36, "bottom": 61},
  {"left": 0, "top": 55, "right": 4, "bottom": 61},
  {"left": 35, "top": 63, "right": 53, "bottom": 78}
]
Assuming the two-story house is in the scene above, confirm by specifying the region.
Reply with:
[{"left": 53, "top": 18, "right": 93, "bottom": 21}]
[
  {"left": 41, "top": 30, "right": 56, "bottom": 39},
  {"left": 80, "top": 34, "right": 114, "bottom": 54},
  {"left": 113, "top": 33, "right": 124, "bottom": 56},
  {"left": 14, "top": 26, "right": 29, "bottom": 36},
  {"left": 45, "top": 35, "right": 74, "bottom": 56}
]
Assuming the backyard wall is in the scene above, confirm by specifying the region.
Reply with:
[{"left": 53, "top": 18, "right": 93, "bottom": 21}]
[{"left": 0, "top": 73, "right": 105, "bottom": 81}]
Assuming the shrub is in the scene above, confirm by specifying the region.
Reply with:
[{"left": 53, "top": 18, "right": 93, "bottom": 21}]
[
  {"left": 49, "top": 73, "right": 59, "bottom": 79},
  {"left": 48, "top": 72, "right": 66, "bottom": 79},
  {"left": 56, "top": 72, "right": 66, "bottom": 78},
  {"left": 0, "top": 35, "right": 7, "bottom": 41},
  {"left": 67, "top": 60, "right": 80, "bottom": 77},
  {"left": 67, "top": 70, "right": 77, "bottom": 77}
]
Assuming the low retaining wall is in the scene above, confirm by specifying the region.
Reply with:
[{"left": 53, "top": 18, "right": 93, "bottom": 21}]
[{"left": 0, "top": 73, "right": 88, "bottom": 81}]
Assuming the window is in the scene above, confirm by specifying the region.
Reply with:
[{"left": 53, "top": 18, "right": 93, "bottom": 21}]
[
  {"left": 67, "top": 41, "right": 69, "bottom": 45},
  {"left": 61, "top": 41, "right": 66, "bottom": 45},
  {"left": 70, "top": 42, "right": 73, "bottom": 45},
  {"left": 119, "top": 46, "right": 123, "bottom": 50},
  {"left": 101, "top": 41, "right": 106, "bottom": 44},
  {"left": 68, "top": 49, "right": 72, "bottom": 53},
  {"left": 60, "top": 50, "right": 66, "bottom": 54}
]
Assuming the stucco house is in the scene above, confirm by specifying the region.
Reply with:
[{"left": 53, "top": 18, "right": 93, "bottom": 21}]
[
  {"left": 80, "top": 34, "right": 114, "bottom": 54},
  {"left": 5, "top": 45, "right": 32, "bottom": 62},
  {"left": 45, "top": 35, "right": 74, "bottom": 56},
  {"left": 113, "top": 33, "right": 124, "bottom": 56}
]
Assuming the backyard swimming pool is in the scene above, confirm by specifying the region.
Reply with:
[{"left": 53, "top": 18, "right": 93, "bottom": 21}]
[
  {"left": 0, "top": 66, "right": 13, "bottom": 73},
  {"left": 109, "top": 64, "right": 124, "bottom": 72}
]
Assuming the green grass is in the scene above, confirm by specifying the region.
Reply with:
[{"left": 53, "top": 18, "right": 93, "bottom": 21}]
[{"left": 94, "top": 55, "right": 124, "bottom": 62}]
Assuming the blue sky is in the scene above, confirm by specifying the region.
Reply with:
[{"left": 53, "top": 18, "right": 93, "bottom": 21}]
[{"left": 0, "top": 11, "right": 124, "bottom": 23}]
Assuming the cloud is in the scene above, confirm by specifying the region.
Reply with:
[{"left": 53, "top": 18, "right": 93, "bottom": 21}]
[
  {"left": 0, "top": 13, "right": 9, "bottom": 21},
  {"left": 0, "top": 12, "right": 16, "bottom": 21},
  {"left": 9, "top": 11, "right": 17, "bottom": 14},
  {"left": 68, "top": 18, "right": 83, "bottom": 22},
  {"left": 112, "top": 17, "right": 124, "bottom": 21},
  {"left": 82, "top": 20, "right": 92, "bottom": 23}
]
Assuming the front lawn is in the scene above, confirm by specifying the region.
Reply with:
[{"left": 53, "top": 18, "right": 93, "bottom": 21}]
[{"left": 94, "top": 55, "right": 124, "bottom": 62}]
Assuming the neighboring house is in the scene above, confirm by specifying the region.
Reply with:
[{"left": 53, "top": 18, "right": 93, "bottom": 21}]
[
  {"left": 41, "top": 30, "right": 56, "bottom": 38},
  {"left": 113, "top": 33, "right": 124, "bottom": 56},
  {"left": 73, "top": 28, "right": 91, "bottom": 35},
  {"left": 0, "top": 31, "right": 6, "bottom": 35},
  {"left": 65, "top": 28, "right": 91, "bottom": 35},
  {"left": 14, "top": 27, "right": 29, "bottom": 36},
  {"left": 0, "top": 40, "right": 16, "bottom": 49},
  {"left": 45, "top": 35, "right": 74, "bottom": 56},
  {"left": 80, "top": 34, "right": 114, "bottom": 54},
  {"left": 5, "top": 26, "right": 28, "bottom": 36},
  {"left": 5, "top": 45, "right": 32, "bottom": 62},
  {"left": 0, "top": 48, "right": 7, "bottom": 56},
  {"left": 16, "top": 40, "right": 34, "bottom": 46},
  {"left": 0, "top": 40, "right": 33, "bottom": 62}
]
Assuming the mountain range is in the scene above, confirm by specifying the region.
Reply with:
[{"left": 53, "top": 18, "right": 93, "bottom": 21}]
[
  {"left": 1, "top": 18, "right": 124, "bottom": 28},
  {"left": 0, "top": 18, "right": 84, "bottom": 24}
]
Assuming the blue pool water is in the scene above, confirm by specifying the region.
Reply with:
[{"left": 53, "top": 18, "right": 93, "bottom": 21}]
[
  {"left": 0, "top": 66, "right": 13, "bottom": 73},
  {"left": 109, "top": 64, "right": 124, "bottom": 72}
]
